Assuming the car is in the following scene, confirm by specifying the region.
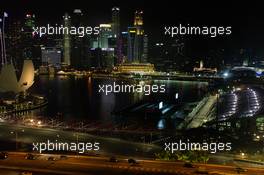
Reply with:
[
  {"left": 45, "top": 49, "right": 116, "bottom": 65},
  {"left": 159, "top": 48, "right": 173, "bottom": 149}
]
[
  {"left": 60, "top": 155, "right": 67, "bottom": 160},
  {"left": 20, "top": 171, "right": 32, "bottom": 175},
  {"left": 195, "top": 167, "right": 209, "bottom": 174},
  {"left": 25, "top": 153, "right": 36, "bottom": 160},
  {"left": 47, "top": 156, "right": 56, "bottom": 161},
  {"left": 128, "top": 158, "right": 137, "bottom": 164},
  {"left": 0, "top": 152, "right": 8, "bottom": 159},
  {"left": 184, "top": 162, "right": 194, "bottom": 168},
  {"left": 235, "top": 167, "right": 247, "bottom": 173},
  {"left": 109, "top": 156, "right": 118, "bottom": 162}
]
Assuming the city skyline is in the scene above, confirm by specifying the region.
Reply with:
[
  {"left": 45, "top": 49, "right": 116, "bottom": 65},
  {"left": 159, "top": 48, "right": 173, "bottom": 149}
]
[
  {"left": 1, "top": 1, "right": 264, "bottom": 54},
  {"left": 0, "top": 1, "right": 264, "bottom": 175}
]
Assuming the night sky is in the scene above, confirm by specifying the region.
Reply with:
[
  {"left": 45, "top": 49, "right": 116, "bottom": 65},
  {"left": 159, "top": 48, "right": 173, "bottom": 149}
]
[{"left": 2, "top": 0, "right": 264, "bottom": 56}]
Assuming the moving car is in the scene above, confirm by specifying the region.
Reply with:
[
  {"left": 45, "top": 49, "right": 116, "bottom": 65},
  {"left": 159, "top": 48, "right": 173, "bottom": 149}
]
[
  {"left": 25, "top": 153, "right": 36, "bottom": 160},
  {"left": 184, "top": 162, "right": 194, "bottom": 168},
  {"left": 0, "top": 152, "right": 8, "bottom": 159},
  {"left": 109, "top": 156, "right": 118, "bottom": 162},
  {"left": 128, "top": 158, "right": 137, "bottom": 164}
]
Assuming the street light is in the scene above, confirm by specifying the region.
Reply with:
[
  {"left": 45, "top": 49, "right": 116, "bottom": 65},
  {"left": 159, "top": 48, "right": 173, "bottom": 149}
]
[
  {"left": 29, "top": 119, "right": 34, "bottom": 126},
  {"left": 37, "top": 121, "right": 42, "bottom": 126}
]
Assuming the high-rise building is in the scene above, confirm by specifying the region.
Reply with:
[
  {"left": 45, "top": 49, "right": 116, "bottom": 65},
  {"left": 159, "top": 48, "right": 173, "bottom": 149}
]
[
  {"left": 142, "top": 34, "right": 148, "bottom": 62},
  {"left": 22, "top": 14, "right": 36, "bottom": 59},
  {"left": 111, "top": 7, "right": 120, "bottom": 38},
  {"left": 127, "top": 10, "right": 145, "bottom": 63},
  {"left": 41, "top": 47, "right": 61, "bottom": 67},
  {"left": 99, "top": 24, "right": 112, "bottom": 48},
  {"left": 70, "top": 9, "right": 91, "bottom": 69},
  {"left": 98, "top": 24, "right": 115, "bottom": 68},
  {"left": 134, "top": 11, "right": 143, "bottom": 26},
  {"left": 6, "top": 18, "right": 23, "bottom": 68},
  {"left": 63, "top": 13, "right": 71, "bottom": 66},
  {"left": 127, "top": 27, "right": 137, "bottom": 62},
  {"left": 111, "top": 7, "right": 123, "bottom": 64},
  {"left": 21, "top": 13, "right": 42, "bottom": 68},
  {"left": 121, "top": 31, "right": 128, "bottom": 62}
]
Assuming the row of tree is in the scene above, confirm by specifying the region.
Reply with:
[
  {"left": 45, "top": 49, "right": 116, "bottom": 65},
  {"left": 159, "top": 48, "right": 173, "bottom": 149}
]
[{"left": 154, "top": 150, "right": 209, "bottom": 163}]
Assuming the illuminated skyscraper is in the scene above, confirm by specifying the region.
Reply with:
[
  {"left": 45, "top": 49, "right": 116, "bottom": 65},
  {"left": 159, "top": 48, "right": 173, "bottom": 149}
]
[
  {"left": 99, "top": 24, "right": 112, "bottom": 48},
  {"left": 63, "top": 13, "right": 71, "bottom": 65},
  {"left": 22, "top": 13, "right": 36, "bottom": 59},
  {"left": 111, "top": 7, "right": 120, "bottom": 38},
  {"left": 99, "top": 24, "right": 114, "bottom": 68},
  {"left": 134, "top": 11, "right": 143, "bottom": 27},
  {"left": 127, "top": 10, "right": 144, "bottom": 63},
  {"left": 111, "top": 7, "right": 122, "bottom": 64},
  {"left": 70, "top": 9, "right": 91, "bottom": 69},
  {"left": 142, "top": 34, "right": 148, "bottom": 62},
  {"left": 127, "top": 27, "right": 137, "bottom": 62},
  {"left": 6, "top": 19, "right": 23, "bottom": 68}
]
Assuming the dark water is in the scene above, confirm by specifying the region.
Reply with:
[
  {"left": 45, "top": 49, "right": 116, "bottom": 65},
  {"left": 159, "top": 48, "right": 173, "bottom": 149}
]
[{"left": 29, "top": 75, "right": 208, "bottom": 122}]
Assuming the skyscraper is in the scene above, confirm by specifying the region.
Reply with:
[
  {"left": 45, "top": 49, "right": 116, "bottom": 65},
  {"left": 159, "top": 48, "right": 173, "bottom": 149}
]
[
  {"left": 70, "top": 9, "right": 91, "bottom": 69},
  {"left": 127, "top": 10, "right": 144, "bottom": 63},
  {"left": 134, "top": 11, "right": 143, "bottom": 27},
  {"left": 63, "top": 13, "right": 71, "bottom": 66},
  {"left": 22, "top": 14, "right": 36, "bottom": 59},
  {"left": 99, "top": 24, "right": 112, "bottom": 48},
  {"left": 111, "top": 7, "right": 120, "bottom": 38},
  {"left": 6, "top": 18, "right": 23, "bottom": 68},
  {"left": 142, "top": 34, "right": 148, "bottom": 62},
  {"left": 127, "top": 27, "right": 137, "bottom": 62},
  {"left": 99, "top": 24, "right": 115, "bottom": 68},
  {"left": 21, "top": 13, "right": 42, "bottom": 68}
]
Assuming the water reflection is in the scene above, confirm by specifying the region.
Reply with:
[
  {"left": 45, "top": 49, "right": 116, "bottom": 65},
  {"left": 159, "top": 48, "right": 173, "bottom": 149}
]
[{"left": 29, "top": 76, "right": 208, "bottom": 124}]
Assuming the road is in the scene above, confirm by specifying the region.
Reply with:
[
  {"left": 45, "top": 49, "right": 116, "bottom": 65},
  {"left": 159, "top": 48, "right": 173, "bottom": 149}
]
[
  {"left": 0, "top": 122, "right": 161, "bottom": 158},
  {"left": 187, "top": 95, "right": 217, "bottom": 129},
  {"left": 0, "top": 152, "right": 264, "bottom": 175}
]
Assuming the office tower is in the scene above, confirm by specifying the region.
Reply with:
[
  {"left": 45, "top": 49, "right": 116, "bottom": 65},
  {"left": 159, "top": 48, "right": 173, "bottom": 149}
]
[
  {"left": 22, "top": 14, "right": 35, "bottom": 59},
  {"left": 70, "top": 9, "right": 83, "bottom": 68},
  {"left": 98, "top": 24, "right": 115, "bottom": 68},
  {"left": 63, "top": 13, "right": 71, "bottom": 66},
  {"left": 21, "top": 13, "right": 42, "bottom": 68},
  {"left": 111, "top": 7, "right": 122, "bottom": 64},
  {"left": 111, "top": 7, "right": 120, "bottom": 38},
  {"left": 142, "top": 34, "right": 148, "bottom": 62},
  {"left": 70, "top": 9, "right": 91, "bottom": 69},
  {"left": 120, "top": 31, "right": 128, "bottom": 62},
  {"left": 41, "top": 47, "right": 61, "bottom": 67},
  {"left": 127, "top": 27, "right": 137, "bottom": 62},
  {"left": 99, "top": 24, "right": 112, "bottom": 48},
  {"left": 6, "top": 18, "right": 23, "bottom": 68},
  {"left": 134, "top": 10, "right": 143, "bottom": 27},
  {"left": 127, "top": 10, "right": 144, "bottom": 63}
]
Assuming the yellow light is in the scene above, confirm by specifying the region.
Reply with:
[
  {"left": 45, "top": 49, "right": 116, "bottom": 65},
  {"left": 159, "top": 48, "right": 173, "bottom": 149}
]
[{"left": 99, "top": 24, "right": 111, "bottom": 28}]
